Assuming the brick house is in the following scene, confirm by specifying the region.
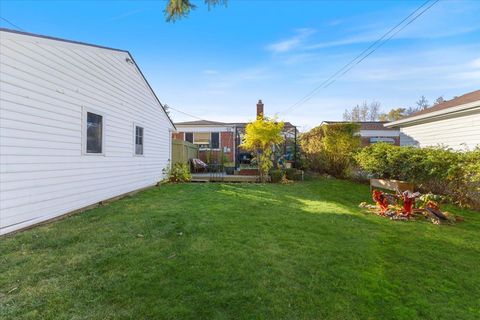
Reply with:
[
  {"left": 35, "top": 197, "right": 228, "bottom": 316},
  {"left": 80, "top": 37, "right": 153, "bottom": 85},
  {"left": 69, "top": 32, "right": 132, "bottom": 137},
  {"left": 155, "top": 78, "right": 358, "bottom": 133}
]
[
  {"left": 172, "top": 120, "right": 236, "bottom": 163},
  {"left": 321, "top": 121, "right": 400, "bottom": 146},
  {"left": 173, "top": 100, "right": 298, "bottom": 166}
]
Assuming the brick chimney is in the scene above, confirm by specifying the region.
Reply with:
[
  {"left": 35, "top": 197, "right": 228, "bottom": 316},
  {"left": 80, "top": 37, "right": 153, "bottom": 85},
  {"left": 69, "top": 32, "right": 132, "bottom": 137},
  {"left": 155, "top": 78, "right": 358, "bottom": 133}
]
[{"left": 256, "top": 99, "right": 264, "bottom": 119}]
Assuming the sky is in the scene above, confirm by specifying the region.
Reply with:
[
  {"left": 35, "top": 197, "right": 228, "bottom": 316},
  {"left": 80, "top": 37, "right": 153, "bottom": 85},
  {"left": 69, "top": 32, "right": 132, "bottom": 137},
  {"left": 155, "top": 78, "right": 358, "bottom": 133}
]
[{"left": 1, "top": 0, "right": 479, "bottom": 130}]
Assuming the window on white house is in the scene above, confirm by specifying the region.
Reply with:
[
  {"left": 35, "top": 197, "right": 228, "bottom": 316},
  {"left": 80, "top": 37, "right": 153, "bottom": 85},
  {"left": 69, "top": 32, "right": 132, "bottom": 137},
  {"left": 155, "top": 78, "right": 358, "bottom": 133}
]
[
  {"left": 211, "top": 132, "right": 220, "bottom": 149},
  {"left": 135, "top": 126, "right": 144, "bottom": 155},
  {"left": 185, "top": 132, "right": 193, "bottom": 143},
  {"left": 86, "top": 112, "right": 103, "bottom": 153}
]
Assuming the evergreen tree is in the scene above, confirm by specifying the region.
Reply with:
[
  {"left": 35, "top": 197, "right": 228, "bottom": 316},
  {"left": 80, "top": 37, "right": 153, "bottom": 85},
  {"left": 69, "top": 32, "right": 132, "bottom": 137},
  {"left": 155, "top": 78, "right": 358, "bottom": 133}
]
[{"left": 165, "top": 0, "right": 227, "bottom": 22}]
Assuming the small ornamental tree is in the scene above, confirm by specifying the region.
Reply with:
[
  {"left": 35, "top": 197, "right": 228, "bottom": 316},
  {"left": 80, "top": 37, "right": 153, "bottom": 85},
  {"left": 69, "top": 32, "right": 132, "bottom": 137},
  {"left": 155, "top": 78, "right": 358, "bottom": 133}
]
[
  {"left": 240, "top": 117, "right": 284, "bottom": 182},
  {"left": 300, "top": 123, "right": 361, "bottom": 177}
]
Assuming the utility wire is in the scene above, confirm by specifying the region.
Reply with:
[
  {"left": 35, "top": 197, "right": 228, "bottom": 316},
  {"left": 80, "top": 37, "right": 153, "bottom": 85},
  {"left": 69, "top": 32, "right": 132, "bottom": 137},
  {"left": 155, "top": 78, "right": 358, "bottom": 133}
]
[
  {"left": 321, "top": 0, "right": 439, "bottom": 90},
  {"left": 281, "top": 0, "right": 431, "bottom": 114},
  {"left": 0, "top": 16, "right": 26, "bottom": 31},
  {"left": 167, "top": 105, "right": 205, "bottom": 121},
  {"left": 281, "top": 0, "right": 439, "bottom": 115}
]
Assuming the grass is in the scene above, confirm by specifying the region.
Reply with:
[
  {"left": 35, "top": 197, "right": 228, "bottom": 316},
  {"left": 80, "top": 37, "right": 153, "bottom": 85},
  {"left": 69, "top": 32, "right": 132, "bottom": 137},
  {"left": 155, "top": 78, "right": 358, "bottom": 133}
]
[{"left": 1, "top": 178, "right": 479, "bottom": 319}]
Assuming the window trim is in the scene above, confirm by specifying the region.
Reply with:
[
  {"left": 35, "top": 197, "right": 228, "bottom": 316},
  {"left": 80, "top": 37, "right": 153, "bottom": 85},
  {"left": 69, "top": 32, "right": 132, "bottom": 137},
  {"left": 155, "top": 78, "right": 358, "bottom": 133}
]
[
  {"left": 192, "top": 132, "right": 222, "bottom": 151},
  {"left": 184, "top": 132, "right": 194, "bottom": 144},
  {"left": 210, "top": 132, "right": 220, "bottom": 150},
  {"left": 133, "top": 123, "right": 145, "bottom": 156},
  {"left": 82, "top": 107, "right": 105, "bottom": 156}
]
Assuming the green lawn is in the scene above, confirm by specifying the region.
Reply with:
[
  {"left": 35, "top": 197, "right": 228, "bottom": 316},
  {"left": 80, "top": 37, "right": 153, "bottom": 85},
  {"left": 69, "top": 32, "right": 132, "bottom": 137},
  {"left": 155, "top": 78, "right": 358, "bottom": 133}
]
[{"left": 1, "top": 179, "right": 479, "bottom": 320}]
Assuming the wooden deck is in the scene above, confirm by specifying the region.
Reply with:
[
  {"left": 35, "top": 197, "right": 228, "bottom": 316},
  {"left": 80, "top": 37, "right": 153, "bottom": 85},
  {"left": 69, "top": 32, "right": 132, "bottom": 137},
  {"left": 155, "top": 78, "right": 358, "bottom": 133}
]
[{"left": 191, "top": 173, "right": 259, "bottom": 183}]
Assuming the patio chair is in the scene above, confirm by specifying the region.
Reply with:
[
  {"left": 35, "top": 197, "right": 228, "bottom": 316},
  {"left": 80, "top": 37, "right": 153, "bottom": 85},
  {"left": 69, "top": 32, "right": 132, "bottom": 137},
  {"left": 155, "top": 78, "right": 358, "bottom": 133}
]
[{"left": 190, "top": 158, "right": 208, "bottom": 173}]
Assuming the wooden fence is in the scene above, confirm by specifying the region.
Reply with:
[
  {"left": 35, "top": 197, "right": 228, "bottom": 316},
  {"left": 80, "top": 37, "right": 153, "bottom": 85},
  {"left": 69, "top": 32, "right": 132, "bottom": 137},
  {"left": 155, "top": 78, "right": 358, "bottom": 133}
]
[{"left": 172, "top": 139, "right": 198, "bottom": 165}]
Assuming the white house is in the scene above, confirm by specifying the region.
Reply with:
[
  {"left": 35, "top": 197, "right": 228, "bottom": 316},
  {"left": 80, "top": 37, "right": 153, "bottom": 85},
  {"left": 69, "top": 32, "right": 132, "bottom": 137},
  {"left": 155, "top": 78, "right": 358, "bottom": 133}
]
[
  {"left": 0, "top": 28, "right": 175, "bottom": 235},
  {"left": 385, "top": 90, "right": 480, "bottom": 150}
]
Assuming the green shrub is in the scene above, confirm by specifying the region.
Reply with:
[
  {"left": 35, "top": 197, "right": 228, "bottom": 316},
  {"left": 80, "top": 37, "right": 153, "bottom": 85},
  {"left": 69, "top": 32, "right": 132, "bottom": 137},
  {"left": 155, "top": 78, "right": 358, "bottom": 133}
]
[
  {"left": 285, "top": 168, "right": 303, "bottom": 181},
  {"left": 300, "top": 123, "right": 361, "bottom": 177},
  {"left": 163, "top": 162, "right": 192, "bottom": 183},
  {"left": 355, "top": 144, "right": 480, "bottom": 209},
  {"left": 269, "top": 169, "right": 284, "bottom": 183}
]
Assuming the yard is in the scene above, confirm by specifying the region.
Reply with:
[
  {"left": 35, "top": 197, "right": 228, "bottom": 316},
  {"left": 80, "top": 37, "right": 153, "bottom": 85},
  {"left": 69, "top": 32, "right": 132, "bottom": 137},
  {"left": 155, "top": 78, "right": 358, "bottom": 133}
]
[{"left": 1, "top": 179, "right": 479, "bottom": 320}]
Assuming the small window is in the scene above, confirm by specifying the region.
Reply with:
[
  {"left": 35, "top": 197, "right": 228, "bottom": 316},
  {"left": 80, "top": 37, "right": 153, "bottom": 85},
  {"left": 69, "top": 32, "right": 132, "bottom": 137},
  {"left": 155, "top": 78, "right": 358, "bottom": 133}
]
[
  {"left": 86, "top": 112, "right": 103, "bottom": 153},
  {"left": 211, "top": 132, "right": 220, "bottom": 149},
  {"left": 135, "top": 126, "right": 144, "bottom": 155},
  {"left": 185, "top": 132, "right": 193, "bottom": 143}
]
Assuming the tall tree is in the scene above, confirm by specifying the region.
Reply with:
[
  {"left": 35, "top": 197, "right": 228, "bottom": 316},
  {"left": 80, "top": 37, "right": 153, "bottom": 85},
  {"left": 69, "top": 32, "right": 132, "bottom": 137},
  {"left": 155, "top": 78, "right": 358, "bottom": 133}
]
[
  {"left": 378, "top": 108, "right": 406, "bottom": 121},
  {"left": 404, "top": 95, "right": 431, "bottom": 116},
  {"left": 416, "top": 95, "right": 430, "bottom": 110},
  {"left": 434, "top": 96, "right": 445, "bottom": 105},
  {"left": 165, "top": 0, "right": 227, "bottom": 22},
  {"left": 343, "top": 101, "right": 381, "bottom": 122}
]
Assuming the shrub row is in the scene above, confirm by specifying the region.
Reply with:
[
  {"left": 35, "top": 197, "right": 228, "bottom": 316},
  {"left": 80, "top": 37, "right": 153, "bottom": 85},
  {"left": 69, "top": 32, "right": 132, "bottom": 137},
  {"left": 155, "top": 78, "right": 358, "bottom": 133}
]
[
  {"left": 269, "top": 168, "right": 304, "bottom": 183},
  {"left": 355, "top": 143, "right": 480, "bottom": 209}
]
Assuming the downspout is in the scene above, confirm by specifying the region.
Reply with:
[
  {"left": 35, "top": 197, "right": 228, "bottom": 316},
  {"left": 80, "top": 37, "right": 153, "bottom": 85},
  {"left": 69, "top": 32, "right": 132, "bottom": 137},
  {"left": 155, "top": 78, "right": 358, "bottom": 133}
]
[
  {"left": 294, "top": 127, "right": 297, "bottom": 169},
  {"left": 234, "top": 126, "right": 239, "bottom": 169}
]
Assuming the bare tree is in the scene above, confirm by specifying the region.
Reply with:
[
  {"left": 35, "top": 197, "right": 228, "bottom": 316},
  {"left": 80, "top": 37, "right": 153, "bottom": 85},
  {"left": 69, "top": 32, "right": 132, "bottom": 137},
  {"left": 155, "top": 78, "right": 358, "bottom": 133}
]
[
  {"left": 343, "top": 101, "right": 381, "bottom": 121},
  {"left": 434, "top": 96, "right": 445, "bottom": 105},
  {"left": 405, "top": 107, "right": 418, "bottom": 116},
  {"left": 404, "top": 95, "right": 431, "bottom": 116},
  {"left": 368, "top": 101, "right": 381, "bottom": 121},
  {"left": 416, "top": 95, "right": 429, "bottom": 110},
  {"left": 162, "top": 103, "right": 171, "bottom": 116}
]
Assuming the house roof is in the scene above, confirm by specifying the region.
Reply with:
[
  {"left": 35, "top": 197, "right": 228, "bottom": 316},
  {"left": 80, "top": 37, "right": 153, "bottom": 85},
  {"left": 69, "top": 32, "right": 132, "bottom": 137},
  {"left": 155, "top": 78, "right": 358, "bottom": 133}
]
[
  {"left": 175, "top": 120, "right": 230, "bottom": 126},
  {"left": 175, "top": 120, "right": 296, "bottom": 128},
  {"left": 0, "top": 27, "right": 127, "bottom": 53},
  {"left": 386, "top": 89, "right": 480, "bottom": 128},
  {"left": 232, "top": 121, "right": 295, "bottom": 128},
  {"left": 0, "top": 27, "right": 176, "bottom": 130},
  {"left": 406, "top": 90, "right": 480, "bottom": 118},
  {"left": 322, "top": 121, "right": 397, "bottom": 131}
]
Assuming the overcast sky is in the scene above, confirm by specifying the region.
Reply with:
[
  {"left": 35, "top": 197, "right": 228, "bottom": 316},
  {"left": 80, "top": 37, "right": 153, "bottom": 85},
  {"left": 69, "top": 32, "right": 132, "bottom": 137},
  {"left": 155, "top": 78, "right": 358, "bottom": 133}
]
[{"left": 1, "top": 0, "right": 479, "bottom": 130}]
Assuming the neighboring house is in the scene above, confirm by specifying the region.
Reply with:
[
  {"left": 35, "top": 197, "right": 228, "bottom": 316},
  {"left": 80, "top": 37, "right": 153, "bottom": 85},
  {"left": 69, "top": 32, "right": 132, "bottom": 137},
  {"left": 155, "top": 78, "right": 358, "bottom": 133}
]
[
  {"left": 322, "top": 121, "right": 400, "bottom": 146},
  {"left": 385, "top": 90, "right": 480, "bottom": 150},
  {"left": 173, "top": 120, "right": 236, "bottom": 163},
  {"left": 0, "top": 28, "right": 175, "bottom": 235},
  {"left": 173, "top": 100, "right": 298, "bottom": 166}
]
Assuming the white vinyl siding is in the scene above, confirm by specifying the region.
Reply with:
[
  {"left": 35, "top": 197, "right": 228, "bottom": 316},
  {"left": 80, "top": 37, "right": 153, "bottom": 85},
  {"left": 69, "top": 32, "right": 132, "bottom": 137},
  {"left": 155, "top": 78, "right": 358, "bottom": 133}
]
[
  {"left": 398, "top": 111, "right": 480, "bottom": 150},
  {"left": 0, "top": 30, "right": 173, "bottom": 235}
]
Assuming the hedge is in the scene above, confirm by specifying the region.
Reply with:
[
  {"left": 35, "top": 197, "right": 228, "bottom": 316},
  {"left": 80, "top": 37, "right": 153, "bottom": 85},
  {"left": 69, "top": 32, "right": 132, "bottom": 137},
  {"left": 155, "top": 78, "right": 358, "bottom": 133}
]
[{"left": 355, "top": 143, "right": 480, "bottom": 209}]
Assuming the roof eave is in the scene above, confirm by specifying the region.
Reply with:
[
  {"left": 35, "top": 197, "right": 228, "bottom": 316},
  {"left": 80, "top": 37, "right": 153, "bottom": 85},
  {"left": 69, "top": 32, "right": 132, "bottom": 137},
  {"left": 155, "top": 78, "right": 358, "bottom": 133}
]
[
  {"left": 386, "top": 101, "right": 480, "bottom": 128},
  {"left": 126, "top": 53, "right": 177, "bottom": 130},
  {"left": 0, "top": 27, "right": 128, "bottom": 53},
  {"left": 175, "top": 123, "right": 233, "bottom": 127}
]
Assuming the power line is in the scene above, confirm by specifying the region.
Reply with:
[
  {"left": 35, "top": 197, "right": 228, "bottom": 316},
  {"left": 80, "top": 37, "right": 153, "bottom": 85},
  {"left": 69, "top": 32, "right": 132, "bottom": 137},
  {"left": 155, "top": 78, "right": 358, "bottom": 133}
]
[
  {"left": 322, "top": 0, "right": 439, "bottom": 90},
  {"left": 281, "top": 0, "right": 431, "bottom": 115},
  {"left": 167, "top": 105, "right": 205, "bottom": 121},
  {"left": 0, "top": 16, "right": 26, "bottom": 32},
  {"left": 281, "top": 0, "right": 439, "bottom": 115}
]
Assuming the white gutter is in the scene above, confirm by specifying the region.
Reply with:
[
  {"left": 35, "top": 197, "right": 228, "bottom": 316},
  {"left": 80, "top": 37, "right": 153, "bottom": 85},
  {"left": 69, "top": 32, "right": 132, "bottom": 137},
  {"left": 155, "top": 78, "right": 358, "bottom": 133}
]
[{"left": 386, "top": 100, "right": 480, "bottom": 128}]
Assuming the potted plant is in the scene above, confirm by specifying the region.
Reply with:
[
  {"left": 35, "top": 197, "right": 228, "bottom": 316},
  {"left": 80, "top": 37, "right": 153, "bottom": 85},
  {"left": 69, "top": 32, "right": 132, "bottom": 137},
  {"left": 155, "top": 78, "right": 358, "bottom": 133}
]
[{"left": 224, "top": 162, "right": 235, "bottom": 175}]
